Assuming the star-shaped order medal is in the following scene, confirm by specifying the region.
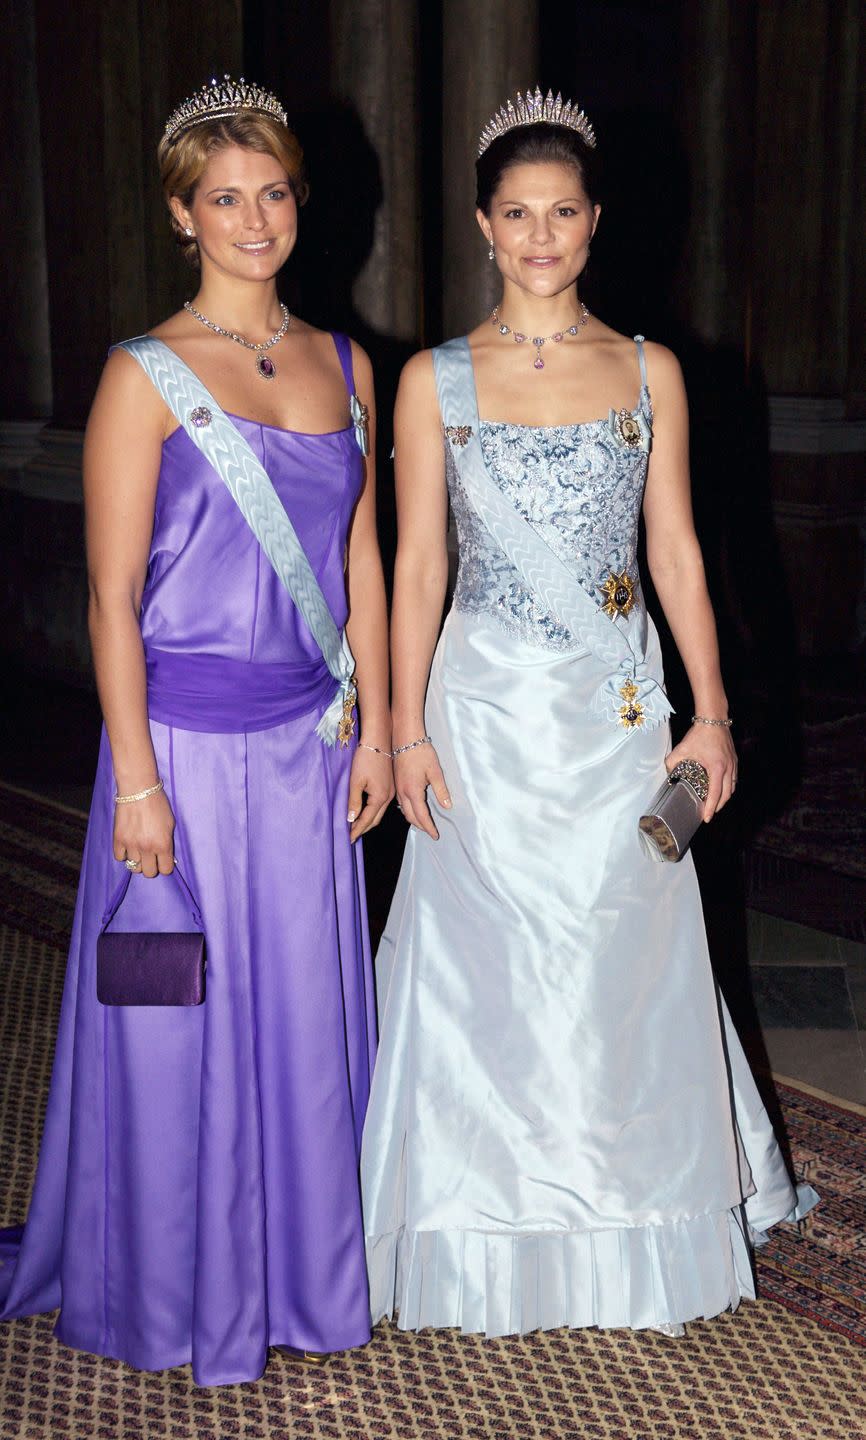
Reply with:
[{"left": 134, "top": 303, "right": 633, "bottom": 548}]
[
  {"left": 618, "top": 678, "right": 645, "bottom": 729},
  {"left": 600, "top": 570, "right": 637, "bottom": 620}
]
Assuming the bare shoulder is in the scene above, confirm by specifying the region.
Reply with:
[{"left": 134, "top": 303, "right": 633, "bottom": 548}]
[
  {"left": 395, "top": 350, "right": 439, "bottom": 429},
  {"left": 639, "top": 339, "right": 683, "bottom": 379},
  {"left": 91, "top": 345, "right": 165, "bottom": 423},
  {"left": 398, "top": 347, "right": 436, "bottom": 395}
]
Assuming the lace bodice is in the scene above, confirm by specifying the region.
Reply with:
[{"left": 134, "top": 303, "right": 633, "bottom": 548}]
[{"left": 446, "top": 383, "right": 653, "bottom": 653}]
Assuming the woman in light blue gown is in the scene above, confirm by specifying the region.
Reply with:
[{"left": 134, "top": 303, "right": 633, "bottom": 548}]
[{"left": 360, "top": 90, "right": 817, "bottom": 1337}]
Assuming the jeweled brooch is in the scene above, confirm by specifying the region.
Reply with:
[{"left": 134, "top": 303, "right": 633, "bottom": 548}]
[
  {"left": 190, "top": 406, "right": 212, "bottom": 428},
  {"left": 618, "top": 678, "right": 645, "bottom": 729},
  {"left": 444, "top": 425, "right": 473, "bottom": 447},
  {"left": 350, "top": 393, "right": 370, "bottom": 456},
  {"left": 600, "top": 570, "right": 637, "bottom": 620},
  {"left": 617, "top": 409, "right": 643, "bottom": 446}
]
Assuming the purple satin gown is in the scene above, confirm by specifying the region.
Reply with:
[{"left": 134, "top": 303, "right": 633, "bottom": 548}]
[{"left": 0, "top": 333, "right": 377, "bottom": 1385}]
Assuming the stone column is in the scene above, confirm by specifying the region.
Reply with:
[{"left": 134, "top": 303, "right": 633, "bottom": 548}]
[
  {"left": 330, "top": 0, "right": 421, "bottom": 341},
  {"left": 441, "top": 1, "right": 539, "bottom": 339},
  {"left": 31, "top": 0, "right": 243, "bottom": 426},
  {"left": 678, "top": 0, "right": 757, "bottom": 350},
  {"left": 0, "top": 0, "right": 51, "bottom": 420},
  {"left": 750, "top": 0, "right": 866, "bottom": 656}
]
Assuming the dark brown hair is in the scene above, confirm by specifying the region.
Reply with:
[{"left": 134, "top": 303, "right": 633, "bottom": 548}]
[{"left": 476, "top": 122, "right": 600, "bottom": 215}]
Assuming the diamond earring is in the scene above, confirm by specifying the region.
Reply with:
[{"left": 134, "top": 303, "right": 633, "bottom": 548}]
[
  {"left": 185, "top": 227, "right": 194, "bottom": 237},
  {"left": 488, "top": 243, "right": 495, "bottom": 260}
]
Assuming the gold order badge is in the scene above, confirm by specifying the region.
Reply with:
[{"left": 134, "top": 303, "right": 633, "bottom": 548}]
[
  {"left": 337, "top": 679, "right": 358, "bottom": 747},
  {"left": 600, "top": 570, "right": 637, "bottom": 620},
  {"left": 618, "top": 678, "right": 645, "bottom": 729}
]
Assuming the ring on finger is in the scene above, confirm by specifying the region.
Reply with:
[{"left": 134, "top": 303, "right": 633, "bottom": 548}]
[{"left": 124, "top": 857, "right": 142, "bottom": 872}]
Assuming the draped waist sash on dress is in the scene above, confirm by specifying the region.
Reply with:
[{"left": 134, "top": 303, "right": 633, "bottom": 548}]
[
  {"left": 144, "top": 649, "right": 336, "bottom": 734},
  {"left": 432, "top": 337, "right": 674, "bottom": 732},
  {"left": 117, "top": 336, "right": 357, "bottom": 743}
]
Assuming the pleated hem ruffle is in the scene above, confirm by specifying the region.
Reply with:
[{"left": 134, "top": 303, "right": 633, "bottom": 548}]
[{"left": 367, "top": 1187, "right": 818, "bottom": 1337}]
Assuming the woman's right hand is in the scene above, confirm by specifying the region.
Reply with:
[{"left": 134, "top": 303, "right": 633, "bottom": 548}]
[
  {"left": 113, "top": 789, "right": 176, "bottom": 877},
  {"left": 395, "top": 744, "right": 452, "bottom": 839}
]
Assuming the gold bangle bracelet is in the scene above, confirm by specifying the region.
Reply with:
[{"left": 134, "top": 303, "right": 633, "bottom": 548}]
[{"left": 114, "top": 778, "right": 165, "bottom": 805}]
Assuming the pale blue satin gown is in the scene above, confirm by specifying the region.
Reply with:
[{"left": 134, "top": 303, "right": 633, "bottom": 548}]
[{"left": 361, "top": 336, "right": 817, "bottom": 1336}]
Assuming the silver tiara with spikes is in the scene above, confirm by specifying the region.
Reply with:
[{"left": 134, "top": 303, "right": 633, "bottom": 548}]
[
  {"left": 164, "top": 75, "right": 288, "bottom": 142},
  {"left": 477, "top": 87, "right": 596, "bottom": 158}
]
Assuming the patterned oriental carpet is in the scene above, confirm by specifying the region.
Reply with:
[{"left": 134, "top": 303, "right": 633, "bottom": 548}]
[{"left": 1, "top": 781, "right": 865, "bottom": 1440}]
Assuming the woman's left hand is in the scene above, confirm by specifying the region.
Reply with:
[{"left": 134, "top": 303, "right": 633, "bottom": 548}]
[
  {"left": 666, "top": 723, "right": 737, "bottom": 822},
  {"left": 347, "top": 746, "right": 395, "bottom": 842}
]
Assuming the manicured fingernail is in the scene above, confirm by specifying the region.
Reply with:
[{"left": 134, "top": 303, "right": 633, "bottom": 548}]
[
  {"left": 347, "top": 810, "right": 357, "bottom": 823},
  {"left": 443, "top": 796, "right": 452, "bottom": 807}
]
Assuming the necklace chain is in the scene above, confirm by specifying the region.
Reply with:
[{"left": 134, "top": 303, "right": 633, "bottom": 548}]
[
  {"left": 183, "top": 300, "right": 291, "bottom": 380},
  {"left": 491, "top": 303, "right": 590, "bottom": 370}
]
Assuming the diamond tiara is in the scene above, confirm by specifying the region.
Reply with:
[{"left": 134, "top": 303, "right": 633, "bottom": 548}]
[
  {"left": 477, "top": 87, "right": 596, "bottom": 158},
  {"left": 164, "top": 75, "right": 288, "bottom": 143}
]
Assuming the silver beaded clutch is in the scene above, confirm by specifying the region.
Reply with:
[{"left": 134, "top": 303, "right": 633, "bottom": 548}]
[{"left": 638, "top": 760, "right": 709, "bottom": 862}]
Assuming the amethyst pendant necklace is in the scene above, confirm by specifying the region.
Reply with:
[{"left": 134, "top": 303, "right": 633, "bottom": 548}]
[
  {"left": 491, "top": 302, "right": 590, "bottom": 370},
  {"left": 183, "top": 300, "right": 291, "bottom": 380}
]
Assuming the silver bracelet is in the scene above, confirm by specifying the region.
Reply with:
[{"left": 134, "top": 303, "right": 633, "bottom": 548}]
[
  {"left": 392, "top": 735, "right": 432, "bottom": 756},
  {"left": 691, "top": 715, "right": 733, "bottom": 728},
  {"left": 358, "top": 741, "right": 393, "bottom": 758},
  {"left": 114, "top": 777, "right": 165, "bottom": 805}
]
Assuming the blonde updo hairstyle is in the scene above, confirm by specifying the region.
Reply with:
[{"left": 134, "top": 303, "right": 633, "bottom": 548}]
[{"left": 158, "top": 111, "right": 309, "bottom": 266}]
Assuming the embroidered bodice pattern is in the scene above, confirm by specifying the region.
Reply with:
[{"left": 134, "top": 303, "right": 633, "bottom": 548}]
[{"left": 445, "top": 388, "right": 653, "bottom": 653}]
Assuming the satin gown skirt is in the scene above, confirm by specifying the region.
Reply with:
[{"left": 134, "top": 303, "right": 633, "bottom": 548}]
[
  {"left": 361, "top": 609, "right": 816, "bottom": 1336},
  {"left": 0, "top": 716, "right": 376, "bottom": 1385}
]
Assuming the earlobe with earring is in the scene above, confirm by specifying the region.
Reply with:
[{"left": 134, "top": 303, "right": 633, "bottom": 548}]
[{"left": 185, "top": 227, "right": 194, "bottom": 237}]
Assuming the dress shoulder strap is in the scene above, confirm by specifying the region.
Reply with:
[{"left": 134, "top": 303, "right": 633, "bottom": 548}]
[
  {"left": 633, "top": 334, "right": 648, "bottom": 390},
  {"left": 330, "top": 332, "right": 354, "bottom": 396}
]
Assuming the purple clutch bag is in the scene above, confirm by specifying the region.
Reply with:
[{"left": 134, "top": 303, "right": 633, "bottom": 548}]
[{"left": 96, "top": 866, "right": 206, "bottom": 1006}]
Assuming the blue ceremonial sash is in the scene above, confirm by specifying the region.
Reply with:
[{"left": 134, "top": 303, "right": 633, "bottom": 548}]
[
  {"left": 432, "top": 337, "right": 673, "bottom": 732},
  {"left": 118, "top": 336, "right": 355, "bottom": 746}
]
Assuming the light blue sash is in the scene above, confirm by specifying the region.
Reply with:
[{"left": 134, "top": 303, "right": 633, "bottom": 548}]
[
  {"left": 118, "top": 336, "right": 355, "bottom": 746},
  {"left": 432, "top": 337, "right": 673, "bottom": 732}
]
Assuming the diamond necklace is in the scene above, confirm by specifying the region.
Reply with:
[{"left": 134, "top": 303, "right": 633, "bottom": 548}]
[
  {"left": 183, "top": 299, "right": 291, "bottom": 380},
  {"left": 490, "top": 302, "right": 590, "bottom": 370}
]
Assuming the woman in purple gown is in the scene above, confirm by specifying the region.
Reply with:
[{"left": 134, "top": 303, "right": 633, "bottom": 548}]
[{"left": 0, "top": 79, "right": 392, "bottom": 1385}]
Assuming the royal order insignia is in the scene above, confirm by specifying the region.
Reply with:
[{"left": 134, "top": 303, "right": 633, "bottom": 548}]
[
  {"left": 600, "top": 570, "right": 637, "bottom": 620},
  {"left": 444, "top": 424, "right": 473, "bottom": 447},
  {"left": 617, "top": 409, "right": 643, "bottom": 446},
  {"left": 337, "top": 678, "right": 358, "bottom": 747},
  {"left": 618, "top": 678, "right": 645, "bottom": 729}
]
